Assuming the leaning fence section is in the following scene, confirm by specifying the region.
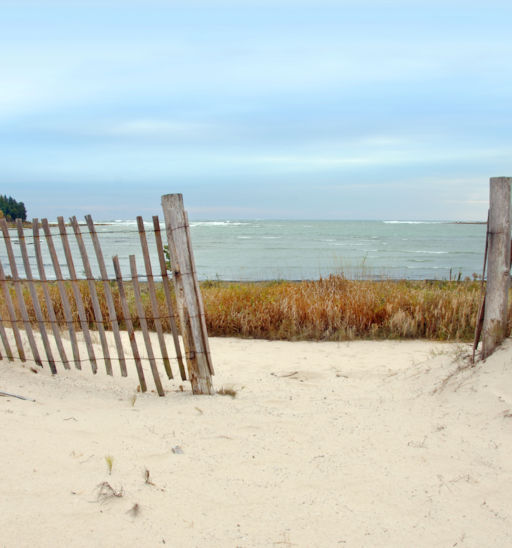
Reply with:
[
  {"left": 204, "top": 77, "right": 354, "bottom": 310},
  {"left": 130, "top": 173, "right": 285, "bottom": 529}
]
[{"left": 0, "top": 199, "right": 211, "bottom": 396}]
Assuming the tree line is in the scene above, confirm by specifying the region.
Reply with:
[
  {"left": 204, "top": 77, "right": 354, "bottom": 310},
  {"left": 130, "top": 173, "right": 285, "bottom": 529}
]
[{"left": 0, "top": 195, "right": 27, "bottom": 221}]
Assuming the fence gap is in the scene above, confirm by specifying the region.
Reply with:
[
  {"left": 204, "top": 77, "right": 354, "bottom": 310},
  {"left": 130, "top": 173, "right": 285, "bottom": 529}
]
[
  {"left": 0, "top": 219, "right": 42, "bottom": 365},
  {"left": 85, "top": 215, "right": 127, "bottom": 377},
  {"left": 161, "top": 194, "right": 214, "bottom": 395},
  {"left": 129, "top": 255, "right": 164, "bottom": 396},
  {"left": 136, "top": 216, "right": 173, "bottom": 379},
  {"left": 153, "top": 215, "right": 187, "bottom": 380}
]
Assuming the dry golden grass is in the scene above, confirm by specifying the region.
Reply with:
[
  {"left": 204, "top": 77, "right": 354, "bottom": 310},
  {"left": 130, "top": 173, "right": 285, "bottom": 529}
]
[
  {"left": 1, "top": 275, "right": 508, "bottom": 342},
  {"left": 200, "top": 276, "right": 501, "bottom": 341}
]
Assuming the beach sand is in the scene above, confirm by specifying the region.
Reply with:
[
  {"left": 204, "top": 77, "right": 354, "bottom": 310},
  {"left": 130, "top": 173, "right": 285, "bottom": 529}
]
[{"left": 0, "top": 330, "right": 511, "bottom": 547}]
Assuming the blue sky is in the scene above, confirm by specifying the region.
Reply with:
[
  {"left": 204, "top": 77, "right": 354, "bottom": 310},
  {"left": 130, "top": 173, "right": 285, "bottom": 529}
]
[{"left": 1, "top": 0, "right": 511, "bottom": 220}]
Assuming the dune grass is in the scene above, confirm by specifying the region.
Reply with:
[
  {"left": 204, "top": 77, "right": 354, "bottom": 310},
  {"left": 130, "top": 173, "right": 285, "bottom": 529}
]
[
  {"left": 200, "top": 276, "right": 492, "bottom": 341},
  {"left": 1, "top": 275, "right": 505, "bottom": 342}
]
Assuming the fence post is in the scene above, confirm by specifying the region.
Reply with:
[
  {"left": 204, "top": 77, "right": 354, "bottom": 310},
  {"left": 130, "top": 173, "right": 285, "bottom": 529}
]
[
  {"left": 482, "top": 177, "right": 511, "bottom": 359},
  {"left": 161, "top": 194, "right": 214, "bottom": 395}
]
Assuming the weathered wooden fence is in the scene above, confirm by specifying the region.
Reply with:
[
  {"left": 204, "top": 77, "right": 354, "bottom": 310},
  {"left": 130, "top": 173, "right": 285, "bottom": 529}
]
[
  {"left": 473, "top": 176, "right": 512, "bottom": 362},
  {"left": 0, "top": 194, "right": 214, "bottom": 395}
]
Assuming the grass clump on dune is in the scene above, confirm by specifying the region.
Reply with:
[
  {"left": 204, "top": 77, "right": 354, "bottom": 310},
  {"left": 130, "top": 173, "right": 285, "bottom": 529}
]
[{"left": 200, "top": 276, "right": 490, "bottom": 341}]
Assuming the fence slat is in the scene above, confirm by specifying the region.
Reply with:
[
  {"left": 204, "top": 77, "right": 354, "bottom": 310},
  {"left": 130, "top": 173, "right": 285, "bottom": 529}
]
[
  {"left": 482, "top": 177, "right": 511, "bottom": 359},
  {"left": 161, "top": 194, "right": 214, "bottom": 395},
  {"left": 137, "top": 216, "right": 173, "bottom": 379},
  {"left": 16, "top": 220, "right": 58, "bottom": 373},
  {"left": 152, "top": 215, "right": 187, "bottom": 380},
  {"left": 41, "top": 219, "right": 81, "bottom": 369},
  {"left": 0, "top": 260, "right": 25, "bottom": 361},
  {"left": 0, "top": 298, "right": 14, "bottom": 361},
  {"left": 130, "top": 255, "right": 164, "bottom": 396},
  {"left": 85, "top": 215, "right": 127, "bottom": 377},
  {"left": 0, "top": 219, "right": 42, "bottom": 365},
  {"left": 56, "top": 217, "right": 97, "bottom": 373},
  {"left": 69, "top": 216, "right": 113, "bottom": 376},
  {"left": 112, "top": 256, "right": 147, "bottom": 392},
  {"left": 32, "top": 219, "right": 70, "bottom": 370},
  {"left": 184, "top": 212, "right": 214, "bottom": 375}
]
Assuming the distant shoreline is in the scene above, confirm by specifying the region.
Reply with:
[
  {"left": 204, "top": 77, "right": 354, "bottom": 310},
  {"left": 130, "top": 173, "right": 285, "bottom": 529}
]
[{"left": 452, "top": 221, "right": 486, "bottom": 225}]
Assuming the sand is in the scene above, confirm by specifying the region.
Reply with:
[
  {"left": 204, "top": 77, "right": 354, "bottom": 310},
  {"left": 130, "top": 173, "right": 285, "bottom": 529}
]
[{"left": 0, "top": 330, "right": 511, "bottom": 547}]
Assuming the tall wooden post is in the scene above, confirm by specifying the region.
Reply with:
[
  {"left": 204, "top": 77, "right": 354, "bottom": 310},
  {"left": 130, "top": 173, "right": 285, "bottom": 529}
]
[
  {"left": 482, "top": 177, "right": 511, "bottom": 359},
  {"left": 161, "top": 194, "right": 214, "bottom": 395}
]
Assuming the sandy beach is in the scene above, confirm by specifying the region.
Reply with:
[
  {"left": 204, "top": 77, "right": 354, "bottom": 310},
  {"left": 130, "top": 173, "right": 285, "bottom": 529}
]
[{"left": 1, "top": 331, "right": 511, "bottom": 547}]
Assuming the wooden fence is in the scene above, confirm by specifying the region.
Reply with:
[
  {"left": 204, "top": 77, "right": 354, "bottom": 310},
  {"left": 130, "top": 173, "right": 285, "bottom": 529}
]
[{"left": 0, "top": 194, "right": 214, "bottom": 395}]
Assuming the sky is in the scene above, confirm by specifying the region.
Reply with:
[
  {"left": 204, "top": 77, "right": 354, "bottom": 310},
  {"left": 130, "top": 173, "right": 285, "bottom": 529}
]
[{"left": 1, "top": 0, "right": 511, "bottom": 221}]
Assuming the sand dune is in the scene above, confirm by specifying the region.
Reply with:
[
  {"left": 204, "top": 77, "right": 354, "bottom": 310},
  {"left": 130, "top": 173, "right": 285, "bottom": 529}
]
[{"left": 0, "top": 331, "right": 511, "bottom": 547}]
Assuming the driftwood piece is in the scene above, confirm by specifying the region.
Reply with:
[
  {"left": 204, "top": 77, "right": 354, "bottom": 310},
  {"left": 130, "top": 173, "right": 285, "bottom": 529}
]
[{"left": 0, "top": 391, "right": 35, "bottom": 402}]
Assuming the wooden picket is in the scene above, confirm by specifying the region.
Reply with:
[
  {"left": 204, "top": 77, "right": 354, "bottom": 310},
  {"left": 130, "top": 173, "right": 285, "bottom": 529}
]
[{"left": 0, "top": 204, "right": 214, "bottom": 396}]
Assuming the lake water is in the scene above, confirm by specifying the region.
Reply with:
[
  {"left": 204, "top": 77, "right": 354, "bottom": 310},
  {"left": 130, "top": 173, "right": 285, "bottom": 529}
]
[{"left": 0, "top": 219, "right": 487, "bottom": 282}]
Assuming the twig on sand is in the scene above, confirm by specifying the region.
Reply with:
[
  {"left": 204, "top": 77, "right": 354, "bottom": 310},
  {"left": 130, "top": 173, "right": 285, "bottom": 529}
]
[
  {"left": 0, "top": 391, "right": 35, "bottom": 402},
  {"left": 95, "top": 481, "right": 124, "bottom": 503}
]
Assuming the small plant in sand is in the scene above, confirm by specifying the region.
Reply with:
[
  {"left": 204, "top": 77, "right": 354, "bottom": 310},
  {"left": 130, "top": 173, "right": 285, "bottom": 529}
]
[
  {"left": 144, "top": 468, "right": 154, "bottom": 486},
  {"left": 217, "top": 386, "right": 237, "bottom": 398},
  {"left": 105, "top": 455, "right": 114, "bottom": 475}
]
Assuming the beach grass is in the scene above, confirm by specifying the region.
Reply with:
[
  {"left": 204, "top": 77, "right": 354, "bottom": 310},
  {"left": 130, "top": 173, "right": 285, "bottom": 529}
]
[
  {"left": 1, "top": 275, "right": 505, "bottom": 342},
  {"left": 200, "top": 276, "right": 492, "bottom": 341}
]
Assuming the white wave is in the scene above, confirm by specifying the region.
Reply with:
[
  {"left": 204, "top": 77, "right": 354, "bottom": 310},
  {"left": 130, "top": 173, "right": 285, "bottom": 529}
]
[
  {"left": 407, "top": 250, "right": 448, "bottom": 254},
  {"left": 102, "top": 220, "right": 138, "bottom": 226},
  {"left": 383, "top": 220, "right": 445, "bottom": 224},
  {"left": 190, "top": 221, "right": 247, "bottom": 227}
]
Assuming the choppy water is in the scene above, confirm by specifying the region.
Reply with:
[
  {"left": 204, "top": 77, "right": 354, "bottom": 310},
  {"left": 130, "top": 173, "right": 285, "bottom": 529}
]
[{"left": 0, "top": 219, "right": 487, "bottom": 281}]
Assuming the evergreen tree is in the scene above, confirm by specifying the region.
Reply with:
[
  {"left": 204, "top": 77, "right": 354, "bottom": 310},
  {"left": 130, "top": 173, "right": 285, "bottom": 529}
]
[{"left": 0, "top": 195, "right": 27, "bottom": 221}]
